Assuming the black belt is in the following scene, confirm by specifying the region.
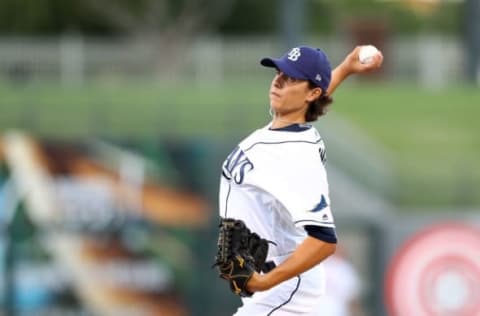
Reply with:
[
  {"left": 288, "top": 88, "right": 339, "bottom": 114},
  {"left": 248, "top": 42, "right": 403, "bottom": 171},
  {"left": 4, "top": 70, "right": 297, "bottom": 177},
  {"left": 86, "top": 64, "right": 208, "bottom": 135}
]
[{"left": 261, "top": 261, "right": 276, "bottom": 273}]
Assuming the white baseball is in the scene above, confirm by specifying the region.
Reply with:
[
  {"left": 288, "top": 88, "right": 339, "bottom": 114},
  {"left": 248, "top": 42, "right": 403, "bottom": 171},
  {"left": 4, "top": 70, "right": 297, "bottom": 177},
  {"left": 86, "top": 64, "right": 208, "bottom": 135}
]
[{"left": 359, "top": 45, "right": 379, "bottom": 64}]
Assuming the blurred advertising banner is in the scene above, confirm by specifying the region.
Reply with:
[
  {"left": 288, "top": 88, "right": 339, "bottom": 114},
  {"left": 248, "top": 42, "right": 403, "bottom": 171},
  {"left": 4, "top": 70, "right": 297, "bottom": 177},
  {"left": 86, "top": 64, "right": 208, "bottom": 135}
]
[
  {"left": 385, "top": 222, "right": 480, "bottom": 316},
  {"left": 0, "top": 131, "right": 212, "bottom": 316}
]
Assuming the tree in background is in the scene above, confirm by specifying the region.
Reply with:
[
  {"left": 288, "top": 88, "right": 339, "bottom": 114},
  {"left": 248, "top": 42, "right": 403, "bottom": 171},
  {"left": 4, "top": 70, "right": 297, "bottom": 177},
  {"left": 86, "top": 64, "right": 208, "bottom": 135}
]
[
  {"left": 0, "top": 0, "right": 236, "bottom": 35},
  {"left": 0, "top": 0, "right": 113, "bottom": 34},
  {"left": 0, "top": 0, "right": 236, "bottom": 79},
  {"left": 83, "top": 0, "right": 236, "bottom": 78},
  {"left": 0, "top": 0, "right": 466, "bottom": 79},
  {"left": 0, "top": 0, "right": 464, "bottom": 37}
]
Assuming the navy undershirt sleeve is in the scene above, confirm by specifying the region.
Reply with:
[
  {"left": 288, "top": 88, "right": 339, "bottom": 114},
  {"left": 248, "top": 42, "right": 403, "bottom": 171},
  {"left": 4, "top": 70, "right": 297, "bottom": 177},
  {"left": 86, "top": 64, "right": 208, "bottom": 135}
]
[{"left": 304, "top": 225, "right": 338, "bottom": 243}]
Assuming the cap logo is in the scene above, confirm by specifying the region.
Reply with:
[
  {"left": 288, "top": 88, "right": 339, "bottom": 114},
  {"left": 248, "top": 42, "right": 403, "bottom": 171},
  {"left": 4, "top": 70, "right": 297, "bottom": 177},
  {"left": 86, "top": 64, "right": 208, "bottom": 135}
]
[
  {"left": 315, "top": 74, "right": 322, "bottom": 82},
  {"left": 287, "top": 47, "right": 301, "bottom": 61}
]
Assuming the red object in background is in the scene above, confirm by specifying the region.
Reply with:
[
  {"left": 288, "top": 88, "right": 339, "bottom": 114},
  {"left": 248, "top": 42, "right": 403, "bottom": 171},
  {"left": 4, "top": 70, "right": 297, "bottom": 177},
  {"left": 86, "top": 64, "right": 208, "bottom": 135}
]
[{"left": 385, "top": 222, "right": 480, "bottom": 316}]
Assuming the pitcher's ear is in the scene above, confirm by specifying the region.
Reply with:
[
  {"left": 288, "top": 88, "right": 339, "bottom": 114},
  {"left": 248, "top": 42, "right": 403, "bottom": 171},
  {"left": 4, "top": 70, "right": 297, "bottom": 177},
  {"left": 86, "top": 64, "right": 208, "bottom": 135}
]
[{"left": 307, "top": 87, "right": 322, "bottom": 102}]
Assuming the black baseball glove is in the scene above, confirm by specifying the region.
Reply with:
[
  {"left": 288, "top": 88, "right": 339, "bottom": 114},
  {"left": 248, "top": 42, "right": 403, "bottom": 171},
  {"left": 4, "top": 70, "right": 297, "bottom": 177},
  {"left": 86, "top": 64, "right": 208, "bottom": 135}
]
[{"left": 213, "top": 218, "right": 269, "bottom": 297}]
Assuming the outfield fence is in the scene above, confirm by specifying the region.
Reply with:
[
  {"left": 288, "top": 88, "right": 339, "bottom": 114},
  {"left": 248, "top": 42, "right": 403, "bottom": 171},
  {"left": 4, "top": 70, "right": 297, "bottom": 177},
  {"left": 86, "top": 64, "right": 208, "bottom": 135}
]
[{"left": 0, "top": 35, "right": 468, "bottom": 88}]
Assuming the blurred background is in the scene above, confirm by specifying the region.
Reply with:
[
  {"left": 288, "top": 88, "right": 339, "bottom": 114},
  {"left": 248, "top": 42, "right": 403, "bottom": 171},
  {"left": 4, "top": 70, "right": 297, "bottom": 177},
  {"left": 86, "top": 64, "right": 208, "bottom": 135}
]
[{"left": 0, "top": 0, "right": 479, "bottom": 315}]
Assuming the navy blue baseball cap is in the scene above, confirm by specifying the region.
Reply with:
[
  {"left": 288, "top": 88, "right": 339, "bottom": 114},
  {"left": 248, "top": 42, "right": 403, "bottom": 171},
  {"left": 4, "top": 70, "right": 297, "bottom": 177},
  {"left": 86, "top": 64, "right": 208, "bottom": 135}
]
[{"left": 260, "top": 46, "right": 332, "bottom": 92}]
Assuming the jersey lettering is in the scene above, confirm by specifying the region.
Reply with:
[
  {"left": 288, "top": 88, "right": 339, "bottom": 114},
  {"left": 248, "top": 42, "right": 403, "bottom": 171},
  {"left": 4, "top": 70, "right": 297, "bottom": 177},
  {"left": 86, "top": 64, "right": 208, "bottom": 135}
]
[
  {"left": 319, "top": 140, "right": 327, "bottom": 165},
  {"left": 287, "top": 47, "right": 301, "bottom": 61},
  {"left": 222, "top": 146, "right": 254, "bottom": 184},
  {"left": 319, "top": 147, "right": 327, "bottom": 165}
]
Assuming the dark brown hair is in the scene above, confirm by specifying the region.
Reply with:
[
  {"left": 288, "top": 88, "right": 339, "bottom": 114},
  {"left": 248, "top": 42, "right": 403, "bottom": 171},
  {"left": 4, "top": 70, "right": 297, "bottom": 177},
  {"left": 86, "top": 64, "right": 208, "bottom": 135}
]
[{"left": 305, "top": 81, "right": 333, "bottom": 122}]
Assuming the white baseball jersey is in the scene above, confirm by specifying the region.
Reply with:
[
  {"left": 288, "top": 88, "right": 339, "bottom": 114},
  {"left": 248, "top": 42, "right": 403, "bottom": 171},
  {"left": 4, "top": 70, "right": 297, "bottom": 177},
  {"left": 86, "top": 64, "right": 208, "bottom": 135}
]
[{"left": 218, "top": 123, "right": 336, "bottom": 315}]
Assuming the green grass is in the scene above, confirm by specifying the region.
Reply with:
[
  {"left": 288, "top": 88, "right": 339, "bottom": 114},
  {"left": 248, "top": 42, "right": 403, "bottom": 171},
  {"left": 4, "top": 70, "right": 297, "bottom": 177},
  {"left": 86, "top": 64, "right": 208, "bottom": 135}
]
[
  {"left": 1, "top": 80, "right": 479, "bottom": 207},
  {"left": 333, "top": 83, "right": 480, "bottom": 207},
  {"left": 0, "top": 79, "right": 270, "bottom": 139}
]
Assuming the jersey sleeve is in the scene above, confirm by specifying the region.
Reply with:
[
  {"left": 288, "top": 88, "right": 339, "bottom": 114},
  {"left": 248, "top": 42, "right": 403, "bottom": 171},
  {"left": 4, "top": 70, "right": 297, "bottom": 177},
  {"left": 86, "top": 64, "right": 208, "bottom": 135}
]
[{"left": 305, "top": 225, "right": 338, "bottom": 243}]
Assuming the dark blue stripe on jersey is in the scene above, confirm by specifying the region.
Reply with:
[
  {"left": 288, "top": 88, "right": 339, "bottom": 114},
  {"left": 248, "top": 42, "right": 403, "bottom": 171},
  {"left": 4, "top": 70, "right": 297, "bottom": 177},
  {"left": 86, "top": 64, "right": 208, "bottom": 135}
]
[
  {"left": 221, "top": 170, "right": 231, "bottom": 180},
  {"left": 267, "top": 275, "right": 301, "bottom": 316},
  {"left": 243, "top": 138, "right": 321, "bottom": 152},
  {"left": 223, "top": 183, "right": 232, "bottom": 218},
  {"left": 294, "top": 219, "right": 335, "bottom": 225},
  {"left": 305, "top": 225, "right": 338, "bottom": 243},
  {"left": 269, "top": 123, "right": 312, "bottom": 132}
]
